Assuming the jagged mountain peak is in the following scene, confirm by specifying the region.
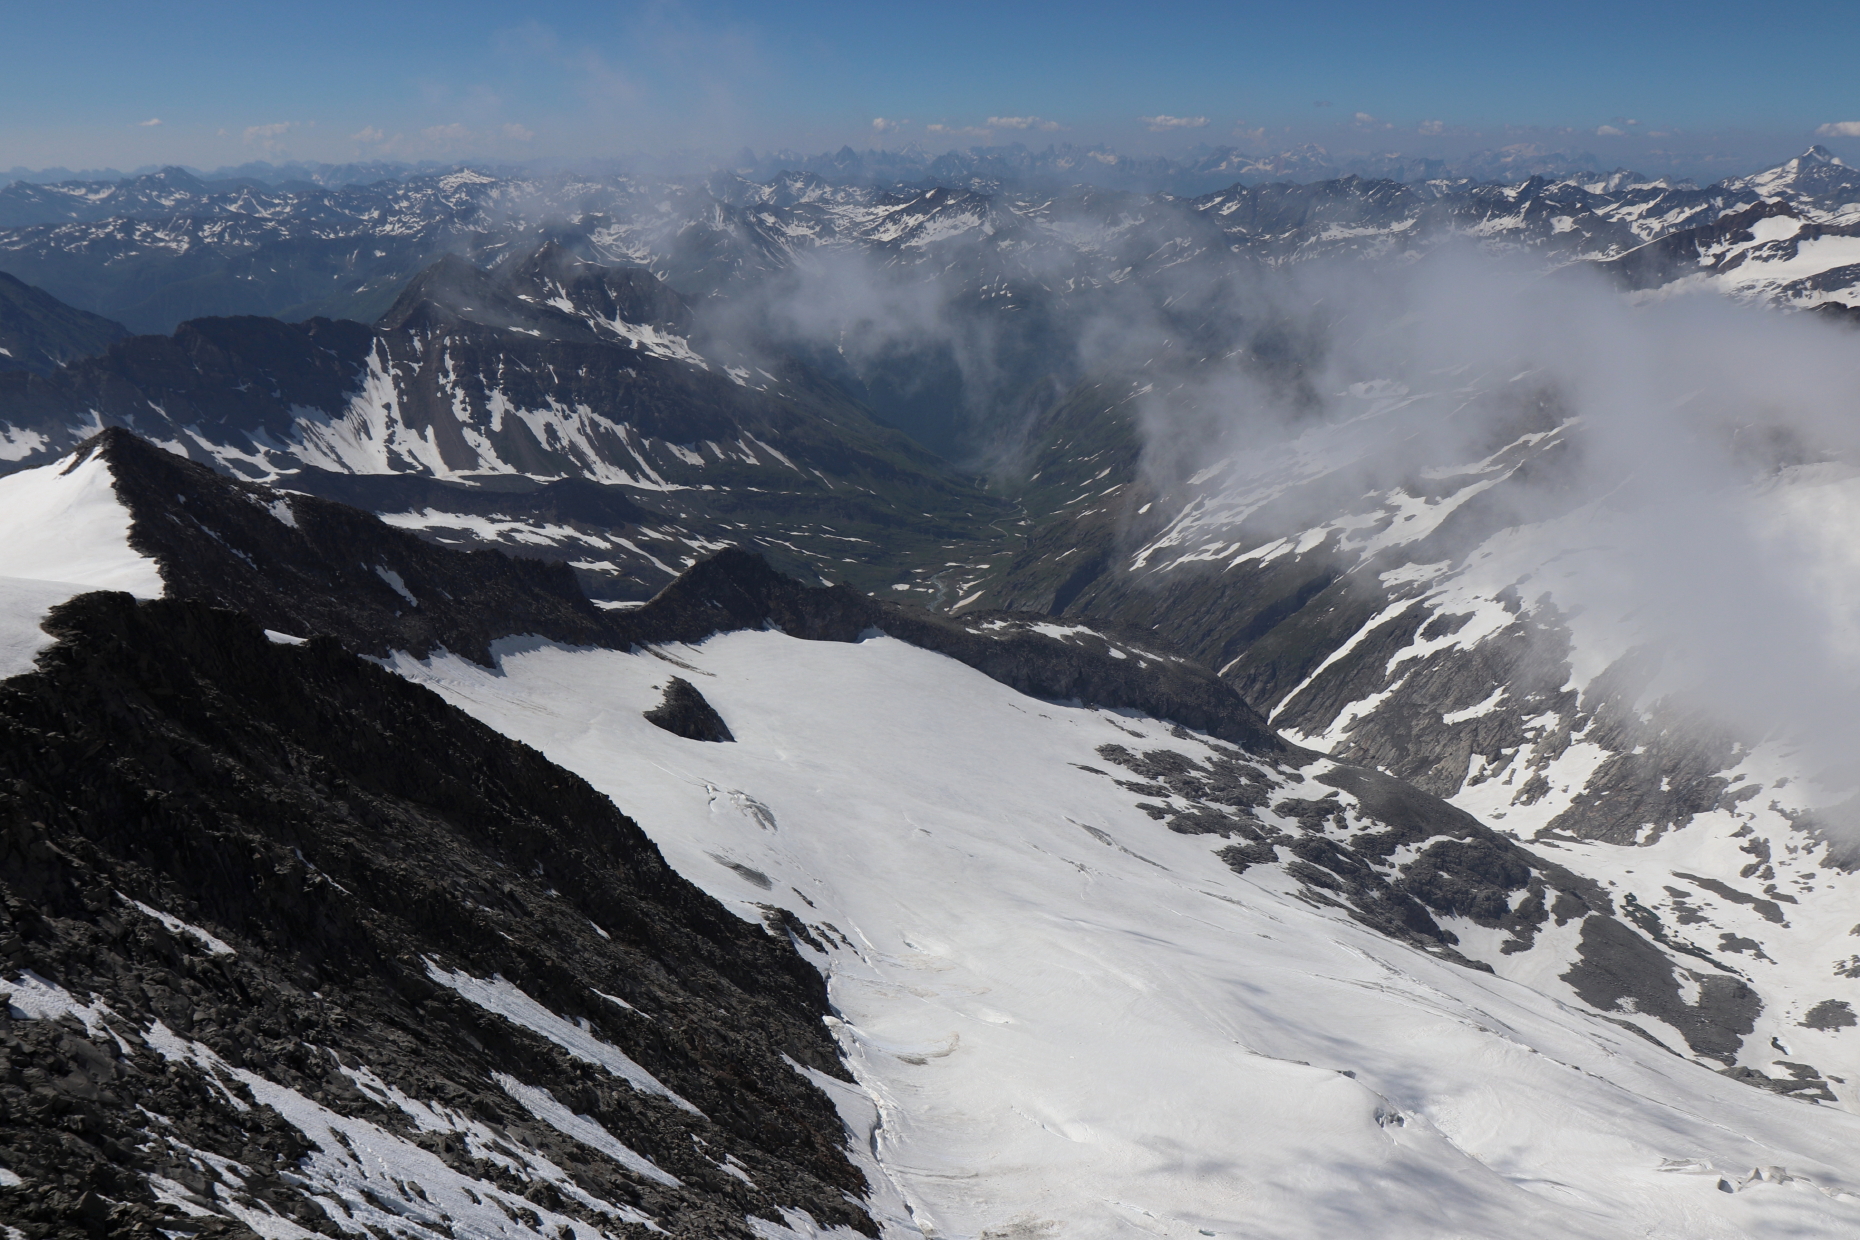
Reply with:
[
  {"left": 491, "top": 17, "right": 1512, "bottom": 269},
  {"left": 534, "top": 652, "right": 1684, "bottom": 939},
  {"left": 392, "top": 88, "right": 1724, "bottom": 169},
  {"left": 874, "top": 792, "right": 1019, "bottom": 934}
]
[
  {"left": 1726, "top": 145, "right": 1860, "bottom": 201},
  {"left": 379, "top": 245, "right": 696, "bottom": 350}
]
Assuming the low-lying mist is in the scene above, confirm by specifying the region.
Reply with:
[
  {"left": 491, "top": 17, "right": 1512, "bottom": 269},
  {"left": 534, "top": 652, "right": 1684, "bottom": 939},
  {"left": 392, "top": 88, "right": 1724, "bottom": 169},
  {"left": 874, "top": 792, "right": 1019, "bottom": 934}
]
[
  {"left": 1121, "top": 248, "right": 1860, "bottom": 786},
  {"left": 697, "top": 235, "right": 1860, "bottom": 785}
]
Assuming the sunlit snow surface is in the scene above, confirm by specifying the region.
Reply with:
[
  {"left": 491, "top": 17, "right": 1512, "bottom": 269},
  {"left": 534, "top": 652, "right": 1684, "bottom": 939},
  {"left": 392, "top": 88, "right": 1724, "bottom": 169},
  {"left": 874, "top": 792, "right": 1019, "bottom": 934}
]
[
  {"left": 0, "top": 448, "right": 163, "bottom": 676},
  {"left": 386, "top": 630, "right": 1860, "bottom": 1240}
]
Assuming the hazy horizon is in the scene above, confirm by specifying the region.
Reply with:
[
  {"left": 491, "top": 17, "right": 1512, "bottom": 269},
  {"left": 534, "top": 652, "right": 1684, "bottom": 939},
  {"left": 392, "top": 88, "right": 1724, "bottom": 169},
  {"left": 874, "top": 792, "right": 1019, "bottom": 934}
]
[{"left": 8, "top": 0, "right": 1860, "bottom": 182}]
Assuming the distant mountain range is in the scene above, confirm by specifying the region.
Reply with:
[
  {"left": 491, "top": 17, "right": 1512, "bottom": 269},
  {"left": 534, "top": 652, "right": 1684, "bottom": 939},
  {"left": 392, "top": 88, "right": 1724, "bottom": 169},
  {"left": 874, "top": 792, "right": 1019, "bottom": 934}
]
[
  {"left": 0, "top": 136, "right": 1759, "bottom": 199},
  {"left": 6, "top": 148, "right": 1858, "bottom": 340},
  {"left": 3, "top": 146, "right": 1859, "bottom": 482}
]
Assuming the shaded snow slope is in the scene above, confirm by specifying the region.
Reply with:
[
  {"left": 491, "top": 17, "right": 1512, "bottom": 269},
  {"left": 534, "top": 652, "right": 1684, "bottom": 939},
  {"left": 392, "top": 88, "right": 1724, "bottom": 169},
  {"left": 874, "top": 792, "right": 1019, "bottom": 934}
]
[{"left": 386, "top": 629, "right": 1860, "bottom": 1239}]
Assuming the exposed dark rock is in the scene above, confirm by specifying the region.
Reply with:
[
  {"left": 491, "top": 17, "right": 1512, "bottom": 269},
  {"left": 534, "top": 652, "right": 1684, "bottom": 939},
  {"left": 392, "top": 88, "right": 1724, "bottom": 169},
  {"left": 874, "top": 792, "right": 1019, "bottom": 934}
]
[
  {"left": 1217, "top": 842, "right": 1279, "bottom": 873},
  {"left": 1094, "top": 741, "right": 1609, "bottom": 966},
  {"left": 1719, "top": 933, "right": 1773, "bottom": 962},
  {"left": 646, "top": 678, "right": 736, "bottom": 743},
  {"left": 1720, "top": 1062, "right": 1839, "bottom": 1103},
  {"left": 91, "top": 428, "right": 610, "bottom": 665},
  {"left": 1800, "top": 1000, "right": 1857, "bottom": 1031},
  {"left": 0, "top": 590, "right": 870, "bottom": 1237},
  {"left": 1561, "top": 916, "right": 1760, "bottom": 1063},
  {"left": 1671, "top": 872, "right": 1787, "bottom": 925}
]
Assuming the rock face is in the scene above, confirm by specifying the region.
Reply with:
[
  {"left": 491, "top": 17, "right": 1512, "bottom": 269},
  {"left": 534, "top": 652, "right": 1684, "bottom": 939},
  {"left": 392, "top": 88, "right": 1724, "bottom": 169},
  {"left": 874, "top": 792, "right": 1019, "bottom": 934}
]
[
  {"left": 645, "top": 677, "right": 736, "bottom": 743},
  {"left": 87, "top": 427, "right": 612, "bottom": 664},
  {"left": 0, "top": 590, "right": 869, "bottom": 1238},
  {"left": 0, "top": 248, "right": 1008, "bottom": 602},
  {"left": 0, "top": 270, "right": 127, "bottom": 378}
]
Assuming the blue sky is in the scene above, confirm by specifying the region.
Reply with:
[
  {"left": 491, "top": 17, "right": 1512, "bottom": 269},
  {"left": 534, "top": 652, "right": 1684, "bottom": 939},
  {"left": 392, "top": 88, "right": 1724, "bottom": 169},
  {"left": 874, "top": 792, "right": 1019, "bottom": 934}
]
[{"left": 5, "top": 0, "right": 1860, "bottom": 173}]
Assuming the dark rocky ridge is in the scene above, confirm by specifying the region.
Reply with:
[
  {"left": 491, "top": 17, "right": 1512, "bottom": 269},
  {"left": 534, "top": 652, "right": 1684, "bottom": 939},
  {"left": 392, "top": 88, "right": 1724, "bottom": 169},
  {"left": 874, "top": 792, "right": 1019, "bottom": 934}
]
[
  {"left": 0, "top": 270, "right": 128, "bottom": 376},
  {"left": 0, "top": 590, "right": 869, "bottom": 1238},
  {"left": 88, "top": 427, "right": 1284, "bottom": 751},
  {"left": 94, "top": 428, "right": 612, "bottom": 666}
]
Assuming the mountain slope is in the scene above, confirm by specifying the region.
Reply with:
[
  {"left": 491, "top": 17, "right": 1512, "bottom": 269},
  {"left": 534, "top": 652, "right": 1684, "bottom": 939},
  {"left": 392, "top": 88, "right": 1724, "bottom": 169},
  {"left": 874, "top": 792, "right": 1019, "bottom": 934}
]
[
  {"left": 974, "top": 365, "right": 1860, "bottom": 1106},
  {"left": 0, "top": 269, "right": 126, "bottom": 377},
  {"left": 0, "top": 589, "right": 872, "bottom": 1239},
  {"left": 0, "top": 246, "right": 1016, "bottom": 600},
  {"left": 385, "top": 608, "right": 1860, "bottom": 1239},
  {"left": 4, "top": 432, "right": 1860, "bottom": 1234}
]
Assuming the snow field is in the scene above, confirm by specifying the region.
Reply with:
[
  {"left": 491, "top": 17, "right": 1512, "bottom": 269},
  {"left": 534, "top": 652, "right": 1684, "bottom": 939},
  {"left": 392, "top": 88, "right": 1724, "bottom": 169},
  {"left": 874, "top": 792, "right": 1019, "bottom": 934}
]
[
  {"left": 0, "top": 448, "right": 164, "bottom": 595},
  {"left": 0, "top": 448, "right": 163, "bottom": 676},
  {"left": 386, "top": 630, "right": 1860, "bottom": 1240}
]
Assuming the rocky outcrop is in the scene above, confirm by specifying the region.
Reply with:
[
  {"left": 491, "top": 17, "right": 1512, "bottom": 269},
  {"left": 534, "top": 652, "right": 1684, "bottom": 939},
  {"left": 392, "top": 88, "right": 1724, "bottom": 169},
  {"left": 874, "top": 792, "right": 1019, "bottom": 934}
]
[
  {"left": 645, "top": 677, "right": 736, "bottom": 743},
  {"left": 0, "top": 590, "right": 869, "bottom": 1238}
]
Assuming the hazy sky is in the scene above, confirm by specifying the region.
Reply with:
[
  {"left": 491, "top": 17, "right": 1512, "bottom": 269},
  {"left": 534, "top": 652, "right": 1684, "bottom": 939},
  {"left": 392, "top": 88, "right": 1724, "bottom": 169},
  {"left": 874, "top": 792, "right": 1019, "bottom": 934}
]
[{"left": 6, "top": 0, "right": 1860, "bottom": 172}]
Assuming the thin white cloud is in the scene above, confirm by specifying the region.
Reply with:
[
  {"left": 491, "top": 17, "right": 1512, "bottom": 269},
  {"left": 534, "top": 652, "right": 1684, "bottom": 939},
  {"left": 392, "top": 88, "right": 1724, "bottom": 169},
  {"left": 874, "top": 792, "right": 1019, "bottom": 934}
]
[
  {"left": 243, "top": 122, "right": 295, "bottom": 151},
  {"left": 351, "top": 126, "right": 388, "bottom": 144},
  {"left": 1418, "top": 120, "right": 1445, "bottom": 135},
  {"left": 1817, "top": 121, "right": 1860, "bottom": 138},
  {"left": 1595, "top": 124, "right": 1625, "bottom": 136},
  {"left": 1140, "top": 115, "right": 1209, "bottom": 131},
  {"left": 1353, "top": 111, "right": 1376, "bottom": 123},
  {"left": 137, "top": 118, "right": 163, "bottom": 128},
  {"left": 422, "top": 123, "right": 474, "bottom": 146},
  {"left": 927, "top": 123, "right": 993, "bottom": 139},
  {"left": 871, "top": 117, "right": 907, "bottom": 133},
  {"left": 987, "top": 116, "right": 1062, "bottom": 131},
  {"left": 406, "top": 122, "right": 538, "bottom": 153}
]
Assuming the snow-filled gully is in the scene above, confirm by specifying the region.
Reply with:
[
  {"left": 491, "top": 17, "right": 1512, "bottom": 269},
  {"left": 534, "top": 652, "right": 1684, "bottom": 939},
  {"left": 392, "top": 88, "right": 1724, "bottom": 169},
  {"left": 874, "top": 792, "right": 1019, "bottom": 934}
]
[{"left": 382, "top": 630, "right": 1860, "bottom": 1240}]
